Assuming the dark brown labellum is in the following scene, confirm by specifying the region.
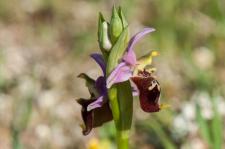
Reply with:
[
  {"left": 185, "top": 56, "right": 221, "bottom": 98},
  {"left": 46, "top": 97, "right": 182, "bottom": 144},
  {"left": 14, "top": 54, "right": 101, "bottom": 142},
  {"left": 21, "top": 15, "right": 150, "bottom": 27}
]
[
  {"left": 77, "top": 98, "right": 113, "bottom": 135},
  {"left": 131, "top": 70, "right": 161, "bottom": 112}
]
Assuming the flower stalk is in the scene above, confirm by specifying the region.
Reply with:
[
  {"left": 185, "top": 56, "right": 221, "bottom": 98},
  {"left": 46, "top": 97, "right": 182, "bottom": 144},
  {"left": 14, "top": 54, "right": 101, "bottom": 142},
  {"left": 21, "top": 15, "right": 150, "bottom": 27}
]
[
  {"left": 117, "top": 130, "right": 130, "bottom": 149},
  {"left": 106, "top": 13, "right": 131, "bottom": 148}
]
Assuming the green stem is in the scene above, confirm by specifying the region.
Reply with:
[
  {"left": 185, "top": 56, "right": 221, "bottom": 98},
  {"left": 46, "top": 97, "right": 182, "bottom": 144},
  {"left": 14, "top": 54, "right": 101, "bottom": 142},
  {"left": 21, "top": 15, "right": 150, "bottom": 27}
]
[
  {"left": 106, "top": 19, "right": 130, "bottom": 149},
  {"left": 109, "top": 87, "right": 129, "bottom": 149},
  {"left": 12, "top": 129, "right": 21, "bottom": 149},
  {"left": 108, "top": 86, "right": 130, "bottom": 149},
  {"left": 117, "top": 130, "right": 129, "bottom": 149},
  {"left": 108, "top": 87, "right": 120, "bottom": 128}
]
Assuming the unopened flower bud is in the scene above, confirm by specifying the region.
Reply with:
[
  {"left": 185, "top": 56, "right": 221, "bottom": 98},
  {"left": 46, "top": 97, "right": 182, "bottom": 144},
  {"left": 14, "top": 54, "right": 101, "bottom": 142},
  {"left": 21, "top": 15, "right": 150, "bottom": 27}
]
[
  {"left": 109, "top": 6, "right": 123, "bottom": 44},
  {"left": 98, "top": 13, "right": 112, "bottom": 54}
]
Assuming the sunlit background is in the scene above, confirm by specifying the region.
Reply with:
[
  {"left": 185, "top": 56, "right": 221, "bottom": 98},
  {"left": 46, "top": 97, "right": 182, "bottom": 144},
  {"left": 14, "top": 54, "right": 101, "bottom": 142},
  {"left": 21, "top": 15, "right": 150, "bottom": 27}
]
[{"left": 0, "top": 0, "right": 225, "bottom": 149}]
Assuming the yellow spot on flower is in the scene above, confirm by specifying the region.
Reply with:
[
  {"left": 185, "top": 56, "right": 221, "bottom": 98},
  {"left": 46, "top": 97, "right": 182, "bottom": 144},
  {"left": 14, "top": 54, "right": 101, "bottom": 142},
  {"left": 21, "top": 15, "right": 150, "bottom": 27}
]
[
  {"left": 151, "top": 51, "right": 160, "bottom": 57},
  {"left": 87, "top": 138, "right": 111, "bottom": 149},
  {"left": 159, "top": 104, "right": 170, "bottom": 110},
  {"left": 134, "top": 50, "right": 159, "bottom": 75}
]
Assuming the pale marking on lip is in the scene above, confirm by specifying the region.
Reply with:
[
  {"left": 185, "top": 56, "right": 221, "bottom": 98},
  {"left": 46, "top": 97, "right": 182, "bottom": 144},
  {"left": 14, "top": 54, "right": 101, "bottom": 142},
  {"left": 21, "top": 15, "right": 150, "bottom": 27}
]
[{"left": 148, "top": 80, "right": 158, "bottom": 90}]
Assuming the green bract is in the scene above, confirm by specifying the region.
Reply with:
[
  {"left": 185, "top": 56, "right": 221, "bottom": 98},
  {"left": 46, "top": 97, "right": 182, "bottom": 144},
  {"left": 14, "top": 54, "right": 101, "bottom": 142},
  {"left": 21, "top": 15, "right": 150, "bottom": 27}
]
[{"left": 107, "top": 27, "right": 129, "bottom": 74}]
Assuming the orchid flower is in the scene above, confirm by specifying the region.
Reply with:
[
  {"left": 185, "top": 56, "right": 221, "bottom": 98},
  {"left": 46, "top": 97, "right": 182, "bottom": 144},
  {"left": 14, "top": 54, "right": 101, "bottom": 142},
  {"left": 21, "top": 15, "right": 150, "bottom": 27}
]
[
  {"left": 106, "top": 28, "right": 163, "bottom": 112},
  {"left": 77, "top": 6, "right": 166, "bottom": 149},
  {"left": 77, "top": 54, "right": 112, "bottom": 135},
  {"left": 77, "top": 52, "right": 147, "bottom": 135}
]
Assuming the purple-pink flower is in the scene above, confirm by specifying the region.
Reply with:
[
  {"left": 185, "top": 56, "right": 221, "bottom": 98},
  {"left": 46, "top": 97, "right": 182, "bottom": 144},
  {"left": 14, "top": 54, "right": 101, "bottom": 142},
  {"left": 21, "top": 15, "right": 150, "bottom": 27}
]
[
  {"left": 77, "top": 28, "right": 162, "bottom": 135},
  {"left": 106, "top": 27, "right": 161, "bottom": 112},
  {"left": 106, "top": 28, "right": 156, "bottom": 88}
]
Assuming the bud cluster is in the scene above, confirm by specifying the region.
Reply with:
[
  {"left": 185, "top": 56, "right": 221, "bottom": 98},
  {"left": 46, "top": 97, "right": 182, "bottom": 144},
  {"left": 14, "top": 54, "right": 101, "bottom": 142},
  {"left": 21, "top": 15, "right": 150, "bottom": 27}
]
[{"left": 98, "top": 6, "right": 128, "bottom": 56}]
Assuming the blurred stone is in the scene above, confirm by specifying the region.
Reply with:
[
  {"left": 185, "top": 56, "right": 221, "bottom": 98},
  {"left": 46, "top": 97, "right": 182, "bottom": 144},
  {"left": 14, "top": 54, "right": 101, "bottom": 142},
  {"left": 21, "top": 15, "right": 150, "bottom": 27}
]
[
  {"left": 182, "top": 102, "right": 196, "bottom": 120},
  {"left": 196, "top": 91, "right": 213, "bottom": 119},
  {"left": 215, "top": 95, "right": 225, "bottom": 116},
  {"left": 192, "top": 47, "right": 215, "bottom": 70},
  {"left": 17, "top": 76, "right": 40, "bottom": 97},
  {"left": 51, "top": 125, "right": 70, "bottom": 148},
  {"left": 20, "top": 0, "right": 42, "bottom": 13},
  {"left": 53, "top": 100, "right": 75, "bottom": 121},
  {"left": 37, "top": 90, "right": 59, "bottom": 110},
  {"left": 0, "top": 127, "right": 11, "bottom": 149},
  {"left": 173, "top": 114, "right": 188, "bottom": 138},
  {"left": 1, "top": 47, "right": 28, "bottom": 80},
  {"left": 35, "top": 124, "right": 51, "bottom": 141},
  {"left": 181, "top": 138, "right": 208, "bottom": 149}
]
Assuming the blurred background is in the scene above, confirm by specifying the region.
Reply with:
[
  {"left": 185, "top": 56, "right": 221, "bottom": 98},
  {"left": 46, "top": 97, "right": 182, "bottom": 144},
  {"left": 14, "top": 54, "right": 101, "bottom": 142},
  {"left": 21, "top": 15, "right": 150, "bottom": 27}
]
[{"left": 0, "top": 0, "right": 225, "bottom": 149}]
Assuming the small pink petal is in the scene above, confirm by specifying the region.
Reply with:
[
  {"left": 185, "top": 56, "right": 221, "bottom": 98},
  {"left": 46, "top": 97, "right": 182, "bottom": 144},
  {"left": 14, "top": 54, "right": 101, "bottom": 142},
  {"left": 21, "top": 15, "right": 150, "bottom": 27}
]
[
  {"left": 123, "top": 28, "right": 155, "bottom": 66},
  {"left": 107, "top": 62, "right": 132, "bottom": 88},
  {"left": 87, "top": 96, "right": 104, "bottom": 111},
  {"left": 123, "top": 49, "right": 137, "bottom": 66},
  {"left": 127, "top": 28, "right": 155, "bottom": 52}
]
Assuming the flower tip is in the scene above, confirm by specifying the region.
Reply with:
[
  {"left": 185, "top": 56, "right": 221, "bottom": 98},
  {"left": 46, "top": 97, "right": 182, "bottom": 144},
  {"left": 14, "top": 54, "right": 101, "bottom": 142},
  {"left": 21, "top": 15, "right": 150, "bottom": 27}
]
[
  {"left": 151, "top": 50, "right": 160, "bottom": 57},
  {"left": 149, "top": 27, "right": 156, "bottom": 32},
  {"left": 79, "top": 123, "right": 86, "bottom": 132},
  {"left": 87, "top": 106, "right": 92, "bottom": 112},
  {"left": 77, "top": 73, "right": 85, "bottom": 78},
  {"left": 143, "top": 27, "right": 156, "bottom": 33},
  {"left": 90, "top": 53, "right": 97, "bottom": 58},
  {"left": 98, "top": 12, "right": 105, "bottom": 21},
  {"left": 106, "top": 81, "right": 112, "bottom": 89},
  {"left": 77, "top": 73, "right": 91, "bottom": 80},
  {"left": 159, "top": 103, "right": 170, "bottom": 110},
  {"left": 87, "top": 104, "right": 98, "bottom": 112}
]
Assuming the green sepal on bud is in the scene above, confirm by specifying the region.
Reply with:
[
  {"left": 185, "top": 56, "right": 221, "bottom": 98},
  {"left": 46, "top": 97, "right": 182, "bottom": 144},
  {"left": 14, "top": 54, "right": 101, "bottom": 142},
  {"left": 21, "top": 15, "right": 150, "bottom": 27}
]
[
  {"left": 109, "top": 6, "right": 123, "bottom": 44},
  {"left": 98, "top": 13, "right": 111, "bottom": 60},
  {"left": 118, "top": 6, "right": 129, "bottom": 44},
  {"left": 98, "top": 12, "right": 105, "bottom": 43},
  {"left": 118, "top": 7, "right": 128, "bottom": 29}
]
